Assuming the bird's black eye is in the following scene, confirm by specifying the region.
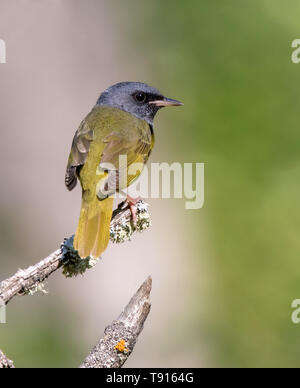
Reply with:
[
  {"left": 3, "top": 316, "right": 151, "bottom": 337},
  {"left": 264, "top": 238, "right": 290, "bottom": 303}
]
[{"left": 134, "top": 92, "right": 147, "bottom": 104}]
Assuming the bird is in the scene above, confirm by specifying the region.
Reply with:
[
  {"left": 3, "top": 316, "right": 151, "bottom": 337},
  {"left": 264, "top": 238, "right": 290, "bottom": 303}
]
[{"left": 65, "top": 82, "right": 183, "bottom": 259}]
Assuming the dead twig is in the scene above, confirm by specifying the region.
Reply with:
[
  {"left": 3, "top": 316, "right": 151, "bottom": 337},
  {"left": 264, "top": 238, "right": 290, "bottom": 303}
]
[{"left": 80, "top": 276, "right": 152, "bottom": 368}]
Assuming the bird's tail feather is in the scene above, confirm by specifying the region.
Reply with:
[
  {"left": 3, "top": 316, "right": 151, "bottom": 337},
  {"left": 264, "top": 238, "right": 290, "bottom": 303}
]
[{"left": 74, "top": 196, "right": 114, "bottom": 259}]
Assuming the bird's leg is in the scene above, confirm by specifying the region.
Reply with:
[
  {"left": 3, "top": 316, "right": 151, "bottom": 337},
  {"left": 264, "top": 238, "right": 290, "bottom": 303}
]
[
  {"left": 118, "top": 190, "right": 143, "bottom": 225},
  {"left": 126, "top": 195, "right": 143, "bottom": 226}
]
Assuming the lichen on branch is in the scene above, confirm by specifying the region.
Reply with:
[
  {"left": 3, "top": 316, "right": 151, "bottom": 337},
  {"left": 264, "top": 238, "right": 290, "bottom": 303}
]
[{"left": 0, "top": 200, "right": 151, "bottom": 303}]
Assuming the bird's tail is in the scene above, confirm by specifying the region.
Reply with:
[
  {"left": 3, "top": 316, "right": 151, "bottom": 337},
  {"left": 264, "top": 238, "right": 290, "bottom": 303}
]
[{"left": 74, "top": 195, "right": 114, "bottom": 259}]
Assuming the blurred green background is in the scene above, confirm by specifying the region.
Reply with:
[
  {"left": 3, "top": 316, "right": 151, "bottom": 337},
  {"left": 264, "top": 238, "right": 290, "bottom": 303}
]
[{"left": 1, "top": 0, "right": 300, "bottom": 367}]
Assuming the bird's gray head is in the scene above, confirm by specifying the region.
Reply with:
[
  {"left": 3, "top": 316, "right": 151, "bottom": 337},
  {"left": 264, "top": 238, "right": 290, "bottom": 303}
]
[{"left": 96, "top": 82, "right": 183, "bottom": 125}]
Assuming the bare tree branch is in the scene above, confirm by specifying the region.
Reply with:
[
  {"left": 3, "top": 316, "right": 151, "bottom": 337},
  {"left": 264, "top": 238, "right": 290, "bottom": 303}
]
[
  {"left": 0, "top": 201, "right": 151, "bottom": 306},
  {"left": 0, "top": 350, "right": 15, "bottom": 368},
  {"left": 80, "top": 276, "right": 152, "bottom": 368},
  {"left": 0, "top": 249, "right": 62, "bottom": 306}
]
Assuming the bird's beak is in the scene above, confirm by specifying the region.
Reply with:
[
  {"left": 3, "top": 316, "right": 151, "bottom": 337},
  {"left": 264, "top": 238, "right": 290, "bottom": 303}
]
[{"left": 150, "top": 97, "right": 184, "bottom": 107}]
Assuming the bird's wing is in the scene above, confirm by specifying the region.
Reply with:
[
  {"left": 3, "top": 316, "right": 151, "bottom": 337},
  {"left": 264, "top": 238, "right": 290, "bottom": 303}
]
[
  {"left": 66, "top": 105, "right": 154, "bottom": 193},
  {"left": 65, "top": 119, "right": 94, "bottom": 191},
  {"left": 99, "top": 123, "right": 153, "bottom": 191}
]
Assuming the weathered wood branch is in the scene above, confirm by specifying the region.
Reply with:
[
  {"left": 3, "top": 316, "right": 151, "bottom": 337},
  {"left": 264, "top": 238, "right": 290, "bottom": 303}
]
[
  {"left": 0, "top": 249, "right": 62, "bottom": 306},
  {"left": 0, "top": 201, "right": 150, "bottom": 306},
  {"left": 0, "top": 350, "right": 15, "bottom": 368},
  {"left": 80, "top": 276, "right": 152, "bottom": 368},
  {"left": 0, "top": 277, "right": 152, "bottom": 368}
]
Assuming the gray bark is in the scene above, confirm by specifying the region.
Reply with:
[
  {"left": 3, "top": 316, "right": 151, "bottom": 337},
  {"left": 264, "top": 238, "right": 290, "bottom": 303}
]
[{"left": 80, "top": 276, "right": 152, "bottom": 368}]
